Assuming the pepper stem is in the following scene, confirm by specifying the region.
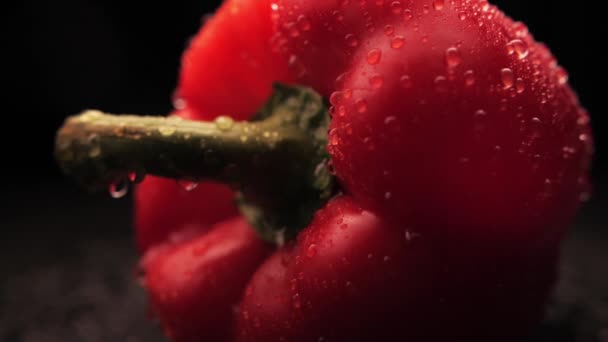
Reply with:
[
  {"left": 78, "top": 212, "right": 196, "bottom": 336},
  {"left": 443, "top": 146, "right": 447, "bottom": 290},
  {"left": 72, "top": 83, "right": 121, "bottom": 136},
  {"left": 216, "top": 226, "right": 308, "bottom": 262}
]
[{"left": 55, "top": 84, "right": 334, "bottom": 243}]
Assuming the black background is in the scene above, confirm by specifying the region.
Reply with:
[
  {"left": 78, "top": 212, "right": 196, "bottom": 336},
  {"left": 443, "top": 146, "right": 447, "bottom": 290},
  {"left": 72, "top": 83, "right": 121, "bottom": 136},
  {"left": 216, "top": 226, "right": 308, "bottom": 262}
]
[{"left": 2, "top": 1, "right": 607, "bottom": 341}]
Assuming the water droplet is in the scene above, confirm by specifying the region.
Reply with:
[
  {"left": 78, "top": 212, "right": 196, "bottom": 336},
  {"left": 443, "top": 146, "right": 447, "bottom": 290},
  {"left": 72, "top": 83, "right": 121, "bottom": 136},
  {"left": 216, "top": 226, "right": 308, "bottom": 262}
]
[
  {"left": 109, "top": 180, "right": 129, "bottom": 199},
  {"left": 434, "top": 76, "right": 448, "bottom": 92},
  {"left": 501, "top": 68, "right": 515, "bottom": 89},
  {"left": 555, "top": 67, "right": 569, "bottom": 85},
  {"left": 464, "top": 70, "right": 476, "bottom": 86},
  {"left": 306, "top": 244, "right": 318, "bottom": 258},
  {"left": 287, "top": 23, "right": 300, "bottom": 37},
  {"left": 329, "top": 91, "right": 343, "bottom": 105},
  {"left": 355, "top": 99, "right": 368, "bottom": 113},
  {"left": 178, "top": 180, "right": 199, "bottom": 192},
  {"left": 515, "top": 78, "right": 526, "bottom": 93},
  {"left": 369, "top": 75, "right": 384, "bottom": 89},
  {"left": 270, "top": 3, "right": 279, "bottom": 11},
  {"left": 506, "top": 39, "right": 529, "bottom": 59},
  {"left": 404, "top": 230, "right": 419, "bottom": 242},
  {"left": 383, "top": 255, "right": 391, "bottom": 262},
  {"left": 403, "top": 9, "right": 413, "bottom": 20},
  {"left": 445, "top": 47, "right": 462, "bottom": 68},
  {"left": 345, "top": 34, "right": 359, "bottom": 47},
  {"left": 433, "top": 0, "right": 445, "bottom": 10},
  {"left": 215, "top": 116, "right": 234, "bottom": 131},
  {"left": 390, "top": 1, "right": 403, "bottom": 14},
  {"left": 367, "top": 49, "right": 382, "bottom": 65},
  {"left": 297, "top": 15, "right": 311, "bottom": 31},
  {"left": 292, "top": 293, "right": 302, "bottom": 309},
  {"left": 384, "top": 25, "right": 395, "bottom": 36},
  {"left": 365, "top": 22, "right": 376, "bottom": 33},
  {"left": 158, "top": 126, "right": 176, "bottom": 136},
  {"left": 391, "top": 36, "right": 406, "bottom": 49},
  {"left": 400, "top": 75, "right": 413, "bottom": 88},
  {"left": 562, "top": 146, "right": 577, "bottom": 159},
  {"left": 173, "top": 97, "right": 186, "bottom": 110},
  {"left": 88, "top": 146, "right": 101, "bottom": 158},
  {"left": 512, "top": 21, "right": 528, "bottom": 38},
  {"left": 384, "top": 116, "right": 397, "bottom": 125},
  {"left": 384, "top": 192, "right": 392, "bottom": 200},
  {"left": 458, "top": 11, "right": 467, "bottom": 20},
  {"left": 128, "top": 171, "right": 146, "bottom": 183},
  {"left": 475, "top": 109, "right": 488, "bottom": 117},
  {"left": 577, "top": 113, "right": 590, "bottom": 126}
]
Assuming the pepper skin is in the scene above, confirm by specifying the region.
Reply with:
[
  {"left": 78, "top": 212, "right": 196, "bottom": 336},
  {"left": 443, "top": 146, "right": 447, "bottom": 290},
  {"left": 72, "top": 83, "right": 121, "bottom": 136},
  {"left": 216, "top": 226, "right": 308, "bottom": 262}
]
[{"left": 136, "top": 0, "right": 593, "bottom": 341}]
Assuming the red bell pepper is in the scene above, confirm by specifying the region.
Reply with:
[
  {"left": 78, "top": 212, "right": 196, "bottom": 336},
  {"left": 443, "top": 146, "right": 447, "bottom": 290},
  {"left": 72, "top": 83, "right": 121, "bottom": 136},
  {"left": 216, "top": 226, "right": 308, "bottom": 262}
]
[{"left": 55, "top": 0, "right": 593, "bottom": 341}]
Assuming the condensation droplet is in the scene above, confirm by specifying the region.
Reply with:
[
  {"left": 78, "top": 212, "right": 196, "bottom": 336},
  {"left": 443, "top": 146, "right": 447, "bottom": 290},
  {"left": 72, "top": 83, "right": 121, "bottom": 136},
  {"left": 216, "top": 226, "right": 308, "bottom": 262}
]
[
  {"left": 445, "top": 47, "right": 462, "bottom": 68},
  {"left": 355, "top": 99, "right": 368, "bottom": 113},
  {"left": 464, "top": 70, "right": 476, "bottom": 86},
  {"left": 88, "top": 144, "right": 101, "bottom": 158},
  {"left": 433, "top": 0, "right": 445, "bottom": 10},
  {"left": 292, "top": 293, "right": 302, "bottom": 309},
  {"left": 109, "top": 180, "right": 129, "bottom": 199},
  {"left": 475, "top": 109, "right": 487, "bottom": 117},
  {"left": 215, "top": 116, "right": 234, "bottom": 131},
  {"left": 158, "top": 126, "right": 176, "bottom": 136},
  {"left": 297, "top": 15, "right": 311, "bottom": 31},
  {"left": 400, "top": 75, "right": 412, "bottom": 89},
  {"left": 173, "top": 98, "right": 186, "bottom": 110},
  {"left": 391, "top": 36, "right": 406, "bottom": 49},
  {"left": 345, "top": 34, "right": 359, "bottom": 47},
  {"left": 403, "top": 9, "right": 413, "bottom": 20},
  {"left": 384, "top": 25, "right": 395, "bottom": 36},
  {"left": 307, "top": 244, "right": 318, "bottom": 258},
  {"left": 391, "top": 1, "right": 403, "bottom": 14},
  {"left": 501, "top": 68, "right": 515, "bottom": 89},
  {"left": 512, "top": 22, "right": 529, "bottom": 38},
  {"left": 369, "top": 74, "right": 384, "bottom": 89},
  {"left": 404, "top": 230, "right": 419, "bottom": 242},
  {"left": 329, "top": 91, "right": 343, "bottom": 106},
  {"left": 515, "top": 78, "right": 526, "bottom": 93},
  {"left": 178, "top": 180, "right": 199, "bottom": 192},
  {"left": 329, "top": 128, "right": 339, "bottom": 146},
  {"left": 367, "top": 49, "right": 382, "bottom": 65},
  {"left": 128, "top": 171, "right": 146, "bottom": 183},
  {"left": 555, "top": 67, "right": 569, "bottom": 85},
  {"left": 434, "top": 76, "right": 448, "bottom": 92},
  {"left": 384, "top": 116, "right": 397, "bottom": 125},
  {"left": 506, "top": 39, "right": 529, "bottom": 59}
]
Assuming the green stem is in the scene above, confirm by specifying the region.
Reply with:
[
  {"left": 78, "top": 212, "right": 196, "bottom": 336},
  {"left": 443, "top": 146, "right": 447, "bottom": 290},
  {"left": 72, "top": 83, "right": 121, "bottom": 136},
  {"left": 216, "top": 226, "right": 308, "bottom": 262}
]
[{"left": 55, "top": 84, "right": 334, "bottom": 243}]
